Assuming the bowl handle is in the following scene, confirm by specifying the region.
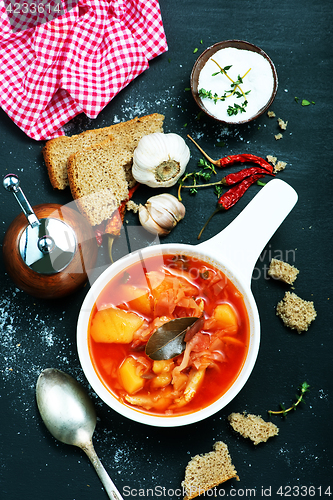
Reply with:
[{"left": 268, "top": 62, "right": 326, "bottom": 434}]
[{"left": 196, "top": 179, "right": 298, "bottom": 287}]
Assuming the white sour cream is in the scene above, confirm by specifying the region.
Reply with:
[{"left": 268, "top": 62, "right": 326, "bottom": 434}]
[{"left": 198, "top": 47, "right": 275, "bottom": 123}]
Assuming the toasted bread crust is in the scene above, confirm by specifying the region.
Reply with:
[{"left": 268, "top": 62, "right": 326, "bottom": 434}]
[
  {"left": 182, "top": 441, "right": 239, "bottom": 500},
  {"left": 42, "top": 128, "right": 114, "bottom": 189},
  {"left": 42, "top": 114, "right": 164, "bottom": 190}
]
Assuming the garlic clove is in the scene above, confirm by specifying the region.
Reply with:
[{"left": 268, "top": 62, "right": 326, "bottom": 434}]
[
  {"left": 132, "top": 133, "right": 190, "bottom": 188},
  {"left": 147, "top": 203, "right": 178, "bottom": 230},
  {"left": 138, "top": 204, "right": 171, "bottom": 236},
  {"left": 147, "top": 193, "right": 185, "bottom": 225},
  {"left": 138, "top": 193, "right": 186, "bottom": 236}
]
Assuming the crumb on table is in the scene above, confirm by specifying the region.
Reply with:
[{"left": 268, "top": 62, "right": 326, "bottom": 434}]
[
  {"left": 266, "top": 155, "right": 287, "bottom": 173},
  {"left": 274, "top": 160, "right": 287, "bottom": 172},
  {"left": 278, "top": 118, "right": 288, "bottom": 130},
  {"left": 268, "top": 258, "right": 299, "bottom": 284},
  {"left": 126, "top": 200, "right": 140, "bottom": 213},
  {"left": 276, "top": 291, "right": 317, "bottom": 333}
]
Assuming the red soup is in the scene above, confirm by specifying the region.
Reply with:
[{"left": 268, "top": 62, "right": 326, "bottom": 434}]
[{"left": 88, "top": 254, "right": 250, "bottom": 416}]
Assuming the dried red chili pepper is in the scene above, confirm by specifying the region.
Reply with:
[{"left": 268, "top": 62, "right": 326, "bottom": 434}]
[
  {"left": 218, "top": 154, "right": 273, "bottom": 173},
  {"left": 197, "top": 173, "right": 266, "bottom": 239},
  {"left": 187, "top": 135, "right": 273, "bottom": 173},
  {"left": 93, "top": 183, "right": 139, "bottom": 246},
  {"left": 180, "top": 166, "right": 273, "bottom": 195},
  {"left": 222, "top": 166, "right": 274, "bottom": 186},
  {"left": 218, "top": 173, "right": 265, "bottom": 209},
  {"left": 94, "top": 226, "right": 104, "bottom": 246},
  {"left": 105, "top": 203, "right": 126, "bottom": 237}
]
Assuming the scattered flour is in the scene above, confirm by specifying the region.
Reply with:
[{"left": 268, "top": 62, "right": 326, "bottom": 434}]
[{"left": 0, "top": 287, "right": 71, "bottom": 418}]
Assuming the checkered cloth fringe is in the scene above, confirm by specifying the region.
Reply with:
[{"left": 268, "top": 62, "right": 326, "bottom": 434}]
[{"left": 0, "top": 0, "right": 168, "bottom": 140}]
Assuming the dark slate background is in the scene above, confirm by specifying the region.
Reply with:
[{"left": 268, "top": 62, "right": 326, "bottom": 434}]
[{"left": 1, "top": 0, "right": 332, "bottom": 498}]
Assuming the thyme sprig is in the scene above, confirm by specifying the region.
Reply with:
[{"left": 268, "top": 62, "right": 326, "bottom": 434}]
[
  {"left": 198, "top": 60, "right": 251, "bottom": 116},
  {"left": 268, "top": 382, "right": 310, "bottom": 417},
  {"left": 178, "top": 158, "right": 221, "bottom": 200}
]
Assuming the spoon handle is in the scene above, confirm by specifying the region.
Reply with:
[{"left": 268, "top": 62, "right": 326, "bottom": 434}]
[{"left": 82, "top": 442, "right": 124, "bottom": 500}]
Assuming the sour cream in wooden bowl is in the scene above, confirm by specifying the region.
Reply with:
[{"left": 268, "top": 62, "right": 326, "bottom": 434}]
[{"left": 191, "top": 40, "right": 278, "bottom": 125}]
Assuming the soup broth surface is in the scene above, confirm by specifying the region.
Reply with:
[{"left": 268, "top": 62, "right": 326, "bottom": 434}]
[{"left": 88, "top": 254, "right": 250, "bottom": 416}]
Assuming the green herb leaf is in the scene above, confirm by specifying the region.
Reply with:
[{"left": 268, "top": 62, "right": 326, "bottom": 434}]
[
  {"left": 198, "top": 60, "right": 251, "bottom": 116},
  {"left": 214, "top": 185, "right": 224, "bottom": 197},
  {"left": 302, "top": 99, "right": 311, "bottom": 106},
  {"left": 193, "top": 48, "right": 198, "bottom": 54}
]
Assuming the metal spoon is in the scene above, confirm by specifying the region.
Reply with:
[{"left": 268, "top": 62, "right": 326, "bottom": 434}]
[{"left": 36, "top": 368, "right": 124, "bottom": 500}]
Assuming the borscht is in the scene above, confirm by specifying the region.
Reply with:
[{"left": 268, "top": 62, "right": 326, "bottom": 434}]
[{"left": 88, "top": 254, "right": 250, "bottom": 416}]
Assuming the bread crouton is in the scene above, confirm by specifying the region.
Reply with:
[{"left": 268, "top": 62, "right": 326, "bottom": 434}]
[
  {"left": 228, "top": 412, "right": 279, "bottom": 445},
  {"left": 276, "top": 291, "right": 317, "bottom": 333},
  {"left": 268, "top": 258, "right": 299, "bottom": 285}
]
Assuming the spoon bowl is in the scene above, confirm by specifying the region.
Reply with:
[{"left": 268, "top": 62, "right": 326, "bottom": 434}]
[{"left": 36, "top": 368, "right": 123, "bottom": 500}]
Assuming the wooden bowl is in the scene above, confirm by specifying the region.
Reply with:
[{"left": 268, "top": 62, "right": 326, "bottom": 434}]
[{"left": 191, "top": 40, "right": 278, "bottom": 125}]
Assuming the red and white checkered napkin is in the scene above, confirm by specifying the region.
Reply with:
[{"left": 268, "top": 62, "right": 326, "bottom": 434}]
[{"left": 0, "top": 0, "right": 168, "bottom": 140}]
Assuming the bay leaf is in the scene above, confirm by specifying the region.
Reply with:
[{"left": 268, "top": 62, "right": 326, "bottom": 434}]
[{"left": 145, "top": 315, "right": 204, "bottom": 361}]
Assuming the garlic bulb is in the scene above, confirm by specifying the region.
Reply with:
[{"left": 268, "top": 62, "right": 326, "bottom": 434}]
[
  {"left": 139, "top": 193, "right": 185, "bottom": 236},
  {"left": 132, "top": 133, "right": 190, "bottom": 188}
]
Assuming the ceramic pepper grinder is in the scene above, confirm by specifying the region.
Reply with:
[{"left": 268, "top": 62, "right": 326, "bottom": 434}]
[{"left": 2, "top": 174, "right": 98, "bottom": 299}]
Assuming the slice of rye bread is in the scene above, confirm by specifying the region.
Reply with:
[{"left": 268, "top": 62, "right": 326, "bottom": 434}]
[
  {"left": 181, "top": 441, "right": 239, "bottom": 500},
  {"left": 42, "top": 113, "right": 165, "bottom": 190},
  {"left": 43, "top": 128, "right": 114, "bottom": 190},
  {"left": 66, "top": 114, "right": 165, "bottom": 226}
]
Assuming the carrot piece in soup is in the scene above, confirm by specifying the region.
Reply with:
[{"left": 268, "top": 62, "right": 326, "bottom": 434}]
[
  {"left": 90, "top": 307, "right": 144, "bottom": 343},
  {"left": 213, "top": 304, "right": 238, "bottom": 329},
  {"left": 118, "top": 357, "right": 145, "bottom": 394}
]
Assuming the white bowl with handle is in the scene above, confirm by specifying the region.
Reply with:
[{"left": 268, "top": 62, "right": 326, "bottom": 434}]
[{"left": 77, "top": 179, "right": 297, "bottom": 427}]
